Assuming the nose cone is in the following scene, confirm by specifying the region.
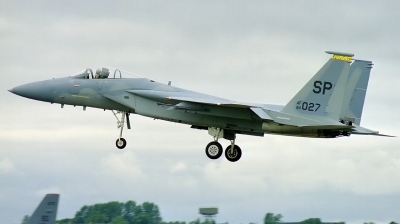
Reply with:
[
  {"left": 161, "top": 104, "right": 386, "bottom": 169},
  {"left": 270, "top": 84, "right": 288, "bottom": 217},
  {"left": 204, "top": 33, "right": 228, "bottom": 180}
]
[{"left": 9, "top": 81, "right": 52, "bottom": 102}]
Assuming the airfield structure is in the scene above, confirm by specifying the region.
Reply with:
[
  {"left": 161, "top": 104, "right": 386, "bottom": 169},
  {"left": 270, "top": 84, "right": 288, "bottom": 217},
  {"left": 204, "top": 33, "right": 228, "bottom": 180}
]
[{"left": 199, "top": 207, "right": 218, "bottom": 221}]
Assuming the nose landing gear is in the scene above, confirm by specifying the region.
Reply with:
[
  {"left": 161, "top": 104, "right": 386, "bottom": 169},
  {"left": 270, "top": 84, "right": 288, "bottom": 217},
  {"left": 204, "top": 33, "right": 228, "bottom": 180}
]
[
  {"left": 116, "top": 138, "right": 127, "bottom": 149},
  {"left": 112, "top": 110, "right": 131, "bottom": 149}
]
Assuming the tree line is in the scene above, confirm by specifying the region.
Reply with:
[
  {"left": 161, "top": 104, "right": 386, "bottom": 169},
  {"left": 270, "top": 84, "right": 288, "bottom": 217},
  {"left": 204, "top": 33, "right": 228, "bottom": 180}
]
[
  {"left": 57, "top": 201, "right": 161, "bottom": 224},
  {"left": 21, "top": 200, "right": 398, "bottom": 224}
]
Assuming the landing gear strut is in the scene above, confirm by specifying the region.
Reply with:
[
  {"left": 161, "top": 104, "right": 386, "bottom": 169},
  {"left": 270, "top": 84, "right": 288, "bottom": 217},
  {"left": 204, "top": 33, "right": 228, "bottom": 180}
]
[
  {"left": 225, "top": 140, "right": 242, "bottom": 162},
  {"left": 205, "top": 127, "right": 242, "bottom": 162},
  {"left": 112, "top": 110, "right": 131, "bottom": 149},
  {"left": 205, "top": 127, "right": 223, "bottom": 159}
]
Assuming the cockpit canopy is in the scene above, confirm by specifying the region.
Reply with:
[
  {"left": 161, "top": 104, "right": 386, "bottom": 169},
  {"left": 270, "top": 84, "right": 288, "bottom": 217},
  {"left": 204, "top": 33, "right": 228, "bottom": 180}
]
[
  {"left": 95, "top": 68, "right": 110, "bottom": 79},
  {"left": 72, "top": 68, "right": 141, "bottom": 79},
  {"left": 72, "top": 68, "right": 110, "bottom": 79}
]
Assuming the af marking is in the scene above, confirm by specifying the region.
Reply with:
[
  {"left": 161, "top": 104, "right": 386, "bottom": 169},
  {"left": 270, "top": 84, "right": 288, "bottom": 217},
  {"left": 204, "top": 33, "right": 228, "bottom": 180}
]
[{"left": 296, "top": 101, "right": 321, "bottom": 112}]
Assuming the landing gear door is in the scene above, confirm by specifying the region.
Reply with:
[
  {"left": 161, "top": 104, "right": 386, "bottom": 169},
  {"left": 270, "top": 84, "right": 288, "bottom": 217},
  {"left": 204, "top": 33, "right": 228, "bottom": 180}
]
[{"left": 208, "top": 127, "right": 224, "bottom": 139}]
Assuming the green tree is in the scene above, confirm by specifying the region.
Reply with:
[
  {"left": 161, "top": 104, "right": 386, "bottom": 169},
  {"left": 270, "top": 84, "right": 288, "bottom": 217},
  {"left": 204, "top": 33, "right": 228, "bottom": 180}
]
[
  {"left": 202, "top": 219, "right": 216, "bottom": 224},
  {"left": 131, "top": 202, "right": 162, "bottom": 224},
  {"left": 71, "top": 205, "right": 88, "bottom": 223},
  {"left": 300, "top": 218, "right": 322, "bottom": 224},
  {"left": 21, "top": 215, "right": 30, "bottom": 224},
  {"left": 85, "top": 210, "right": 108, "bottom": 223},
  {"left": 101, "top": 201, "right": 125, "bottom": 220},
  {"left": 264, "top": 213, "right": 283, "bottom": 224},
  {"left": 70, "top": 201, "right": 136, "bottom": 223},
  {"left": 161, "top": 222, "right": 186, "bottom": 224},
  {"left": 189, "top": 219, "right": 201, "bottom": 224},
  {"left": 110, "top": 216, "right": 130, "bottom": 224},
  {"left": 68, "top": 200, "right": 156, "bottom": 224},
  {"left": 187, "top": 219, "right": 217, "bottom": 224},
  {"left": 57, "top": 218, "right": 73, "bottom": 224},
  {"left": 389, "top": 222, "right": 398, "bottom": 224},
  {"left": 123, "top": 200, "right": 137, "bottom": 223}
]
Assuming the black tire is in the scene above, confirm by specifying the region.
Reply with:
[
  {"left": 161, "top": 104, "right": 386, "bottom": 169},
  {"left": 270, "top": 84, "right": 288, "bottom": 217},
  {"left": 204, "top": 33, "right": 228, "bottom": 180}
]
[
  {"left": 205, "top": 142, "right": 223, "bottom": 159},
  {"left": 225, "top": 145, "right": 242, "bottom": 162},
  {"left": 116, "top": 138, "right": 127, "bottom": 149}
]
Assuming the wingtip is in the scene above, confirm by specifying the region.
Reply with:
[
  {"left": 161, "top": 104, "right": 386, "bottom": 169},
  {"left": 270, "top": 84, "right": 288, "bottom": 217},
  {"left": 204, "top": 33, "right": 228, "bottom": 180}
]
[{"left": 378, "top": 134, "right": 396, "bottom": 137}]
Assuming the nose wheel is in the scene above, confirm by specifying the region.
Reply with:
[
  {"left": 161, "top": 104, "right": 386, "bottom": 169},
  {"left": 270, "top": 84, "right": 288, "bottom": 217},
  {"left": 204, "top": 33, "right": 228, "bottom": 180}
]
[
  {"left": 112, "top": 110, "right": 131, "bottom": 149},
  {"left": 116, "top": 138, "right": 127, "bottom": 149}
]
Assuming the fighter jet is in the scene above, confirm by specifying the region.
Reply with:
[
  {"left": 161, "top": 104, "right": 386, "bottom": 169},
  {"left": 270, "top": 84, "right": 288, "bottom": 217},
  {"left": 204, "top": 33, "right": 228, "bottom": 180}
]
[
  {"left": 25, "top": 194, "right": 59, "bottom": 224},
  {"left": 9, "top": 51, "right": 390, "bottom": 162}
]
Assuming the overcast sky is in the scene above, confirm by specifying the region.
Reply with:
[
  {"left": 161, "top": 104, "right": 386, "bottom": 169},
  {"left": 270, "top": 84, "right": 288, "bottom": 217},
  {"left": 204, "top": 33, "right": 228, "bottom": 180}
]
[{"left": 1, "top": 1, "right": 400, "bottom": 224}]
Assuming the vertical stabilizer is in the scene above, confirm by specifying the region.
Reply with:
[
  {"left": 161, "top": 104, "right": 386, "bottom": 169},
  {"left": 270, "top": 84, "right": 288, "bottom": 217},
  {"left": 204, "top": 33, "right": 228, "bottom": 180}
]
[
  {"left": 26, "top": 194, "right": 59, "bottom": 224},
  {"left": 281, "top": 51, "right": 353, "bottom": 121},
  {"left": 340, "top": 59, "right": 373, "bottom": 125}
]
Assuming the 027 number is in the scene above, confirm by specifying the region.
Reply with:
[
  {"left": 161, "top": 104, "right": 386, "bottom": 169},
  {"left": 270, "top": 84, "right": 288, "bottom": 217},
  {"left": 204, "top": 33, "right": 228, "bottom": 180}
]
[{"left": 296, "top": 102, "right": 321, "bottom": 112}]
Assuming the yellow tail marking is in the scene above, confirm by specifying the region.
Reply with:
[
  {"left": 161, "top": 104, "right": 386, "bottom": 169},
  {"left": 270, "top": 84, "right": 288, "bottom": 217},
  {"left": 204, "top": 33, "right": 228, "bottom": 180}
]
[{"left": 332, "top": 55, "right": 353, "bottom": 61}]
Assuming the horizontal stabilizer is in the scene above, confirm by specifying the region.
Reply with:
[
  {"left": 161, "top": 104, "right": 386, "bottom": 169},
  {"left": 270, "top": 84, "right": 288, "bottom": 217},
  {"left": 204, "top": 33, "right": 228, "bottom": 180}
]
[
  {"left": 297, "top": 124, "right": 352, "bottom": 130},
  {"left": 350, "top": 125, "right": 395, "bottom": 137},
  {"left": 267, "top": 110, "right": 348, "bottom": 127}
]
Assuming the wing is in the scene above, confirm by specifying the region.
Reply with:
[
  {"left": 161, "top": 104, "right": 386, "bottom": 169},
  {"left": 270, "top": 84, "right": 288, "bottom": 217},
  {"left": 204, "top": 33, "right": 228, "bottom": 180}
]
[{"left": 127, "top": 89, "right": 247, "bottom": 107}]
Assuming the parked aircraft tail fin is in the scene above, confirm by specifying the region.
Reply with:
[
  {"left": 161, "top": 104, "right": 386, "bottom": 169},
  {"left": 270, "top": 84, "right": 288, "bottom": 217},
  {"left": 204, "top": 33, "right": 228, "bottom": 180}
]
[
  {"left": 340, "top": 59, "right": 373, "bottom": 126},
  {"left": 281, "top": 51, "right": 353, "bottom": 121},
  {"left": 27, "top": 194, "right": 59, "bottom": 224}
]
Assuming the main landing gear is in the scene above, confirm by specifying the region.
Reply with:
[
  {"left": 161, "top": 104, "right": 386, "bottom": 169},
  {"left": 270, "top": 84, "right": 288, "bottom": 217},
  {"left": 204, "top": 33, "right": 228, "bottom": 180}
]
[
  {"left": 205, "top": 127, "right": 242, "bottom": 162},
  {"left": 112, "top": 110, "right": 131, "bottom": 149}
]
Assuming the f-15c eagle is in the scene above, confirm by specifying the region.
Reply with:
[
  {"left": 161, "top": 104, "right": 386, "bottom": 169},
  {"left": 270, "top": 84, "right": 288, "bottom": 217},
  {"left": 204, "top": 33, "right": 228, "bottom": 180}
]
[{"left": 9, "top": 51, "right": 391, "bottom": 162}]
